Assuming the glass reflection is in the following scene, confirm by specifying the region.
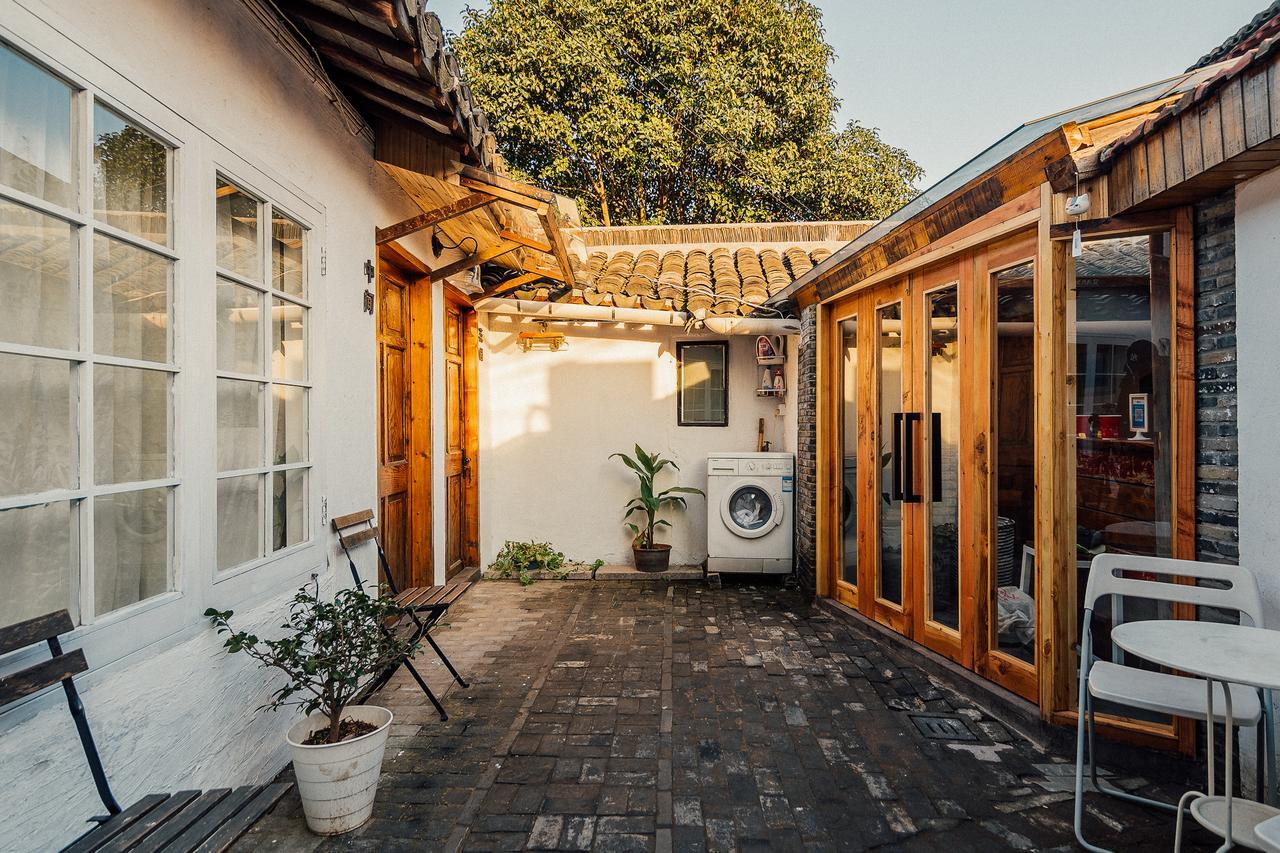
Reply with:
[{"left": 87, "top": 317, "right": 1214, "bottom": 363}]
[
  {"left": 93, "top": 103, "right": 169, "bottom": 245},
  {"left": 878, "top": 302, "right": 903, "bottom": 605},
  {"left": 840, "top": 316, "right": 858, "bottom": 587},
  {"left": 927, "top": 287, "right": 960, "bottom": 630}
]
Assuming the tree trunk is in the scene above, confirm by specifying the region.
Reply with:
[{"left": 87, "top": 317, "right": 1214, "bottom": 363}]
[{"left": 328, "top": 704, "right": 344, "bottom": 743}]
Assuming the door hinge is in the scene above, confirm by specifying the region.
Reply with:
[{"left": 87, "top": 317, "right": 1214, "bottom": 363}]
[{"left": 320, "top": 246, "right": 327, "bottom": 276}]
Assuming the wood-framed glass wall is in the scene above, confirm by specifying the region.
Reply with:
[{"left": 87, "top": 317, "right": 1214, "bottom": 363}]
[{"left": 817, "top": 202, "right": 1196, "bottom": 747}]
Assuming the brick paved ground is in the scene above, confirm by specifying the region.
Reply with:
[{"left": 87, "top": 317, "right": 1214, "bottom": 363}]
[{"left": 238, "top": 580, "right": 1217, "bottom": 852}]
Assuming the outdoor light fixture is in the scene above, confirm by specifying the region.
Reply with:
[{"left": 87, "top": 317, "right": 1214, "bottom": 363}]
[{"left": 519, "top": 321, "right": 566, "bottom": 352}]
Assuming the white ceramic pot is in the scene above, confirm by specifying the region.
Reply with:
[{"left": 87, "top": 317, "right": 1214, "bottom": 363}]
[{"left": 285, "top": 705, "right": 393, "bottom": 835}]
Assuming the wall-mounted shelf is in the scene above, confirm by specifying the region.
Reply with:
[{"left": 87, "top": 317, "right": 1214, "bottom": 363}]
[{"left": 756, "top": 388, "right": 785, "bottom": 398}]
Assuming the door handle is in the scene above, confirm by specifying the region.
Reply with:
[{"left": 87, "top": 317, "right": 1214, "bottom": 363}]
[
  {"left": 891, "top": 413, "right": 904, "bottom": 502},
  {"left": 903, "top": 412, "right": 922, "bottom": 504},
  {"left": 931, "top": 412, "right": 943, "bottom": 503}
]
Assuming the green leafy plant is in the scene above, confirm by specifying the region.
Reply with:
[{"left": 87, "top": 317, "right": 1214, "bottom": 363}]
[
  {"left": 611, "top": 444, "right": 704, "bottom": 548},
  {"left": 205, "top": 584, "right": 416, "bottom": 744},
  {"left": 489, "top": 540, "right": 566, "bottom": 585}
]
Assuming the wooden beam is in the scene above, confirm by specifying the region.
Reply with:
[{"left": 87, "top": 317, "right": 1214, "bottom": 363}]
[
  {"left": 538, "top": 205, "right": 576, "bottom": 285},
  {"left": 277, "top": 0, "right": 417, "bottom": 66},
  {"left": 376, "top": 192, "right": 495, "bottom": 244},
  {"left": 432, "top": 241, "right": 521, "bottom": 281},
  {"left": 458, "top": 176, "right": 550, "bottom": 212},
  {"left": 333, "top": 71, "right": 457, "bottom": 139},
  {"left": 314, "top": 42, "right": 445, "bottom": 111},
  {"left": 486, "top": 272, "right": 544, "bottom": 297},
  {"left": 458, "top": 164, "right": 556, "bottom": 205},
  {"left": 1047, "top": 211, "right": 1178, "bottom": 241},
  {"left": 498, "top": 229, "right": 552, "bottom": 253}
]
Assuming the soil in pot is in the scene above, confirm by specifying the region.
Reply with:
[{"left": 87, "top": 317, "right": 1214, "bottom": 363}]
[
  {"left": 302, "top": 718, "right": 379, "bottom": 745},
  {"left": 633, "top": 543, "right": 672, "bottom": 573}
]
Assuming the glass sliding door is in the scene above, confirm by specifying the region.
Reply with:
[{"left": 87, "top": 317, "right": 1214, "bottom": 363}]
[{"left": 838, "top": 313, "right": 859, "bottom": 597}]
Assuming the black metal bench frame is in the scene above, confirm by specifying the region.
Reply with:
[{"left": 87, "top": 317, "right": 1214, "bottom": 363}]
[
  {"left": 0, "top": 610, "right": 289, "bottom": 852},
  {"left": 331, "top": 509, "right": 471, "bottom": 721}
]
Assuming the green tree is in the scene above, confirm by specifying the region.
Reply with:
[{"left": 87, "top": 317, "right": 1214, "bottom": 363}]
[{"left": 454, "top": 0, "right": 922, "bottom": 226}]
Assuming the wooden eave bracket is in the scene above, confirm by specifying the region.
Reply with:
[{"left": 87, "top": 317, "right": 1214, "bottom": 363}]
[
  {"left": 432, "top": 240, "right": 522, "bottom": 281},
  {"left": 376, "top": 191, "right": 495, "bottom": 245}
]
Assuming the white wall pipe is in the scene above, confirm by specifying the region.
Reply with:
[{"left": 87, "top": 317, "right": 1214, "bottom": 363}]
[{"left": 700, "top": 316, "right": 801, "bottom": 336}]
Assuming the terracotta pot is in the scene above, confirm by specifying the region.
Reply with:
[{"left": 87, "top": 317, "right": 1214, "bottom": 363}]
[{"left": 632, "top": 543, "right": 672, "bottom": 573}]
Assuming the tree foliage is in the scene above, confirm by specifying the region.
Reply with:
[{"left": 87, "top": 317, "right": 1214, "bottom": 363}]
[{"left": 454, "top": 0, "right": 922, "bottom": 226}]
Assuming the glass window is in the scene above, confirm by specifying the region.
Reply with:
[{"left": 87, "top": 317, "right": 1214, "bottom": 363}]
[
  {"left": 927, "top": 286, "right": 960, "bottom": 631},
  {"left": 994, "top": 262, "right": 1036, "bottom": 664},
  {"left": 0, "top": 198, "right": 77, "bottom": 350},
  {"left": 215, "top": 175, "right": 311, "bottom": 570},
  {"left": 93, "top": 233, "right": 170, "bottom": 362},
  {"left": 94, "top": 487, "right": 170, "bottom": 616},
  {"left": 216, "top": 178, "right": 260, "bottom": 279},
  {"left": 92, "top": 103, "right": 169, "bottom": 245},
  {"left": 877, "top": 302, "right": 903, "bottom": 605},
  {"left": 677, "top": 341, "right": 728, "bottom": 426},
  {"left": 839, "top": 316, "right": 858, "bottom": 587},
  {"left": 0, "top": 43, "right": 74, "bottom": 207},
  {"left": 0, "top": 49, "right": 177, "bottom": 629}
]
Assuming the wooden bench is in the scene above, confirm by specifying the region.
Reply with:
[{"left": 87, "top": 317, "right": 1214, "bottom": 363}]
[
  {"left": 0, "top": 611, "right": 290, "bottom": 852},
  {"left": 331, "top": 509, "right": 472, "bottom": 720}
]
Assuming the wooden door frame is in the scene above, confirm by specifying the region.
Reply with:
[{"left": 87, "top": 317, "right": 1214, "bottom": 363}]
[
  {"left": 443, "top": 284, "right": 481, "bottom": 570},
  {"left": 378, "top": 241, "right": 433, "bottom": 588}
]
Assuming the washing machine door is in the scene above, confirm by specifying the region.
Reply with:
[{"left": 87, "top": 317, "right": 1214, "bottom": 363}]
[{"left": 720, "top": 481, "right": 783, "bottom": 539}]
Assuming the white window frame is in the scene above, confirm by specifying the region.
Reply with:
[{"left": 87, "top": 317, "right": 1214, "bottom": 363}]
[
  {"left": 0, "top": 38, "right": 183, "bottom": 631},
  {"left": 212, "top": 167, "right": 315, "bottom": 579}
]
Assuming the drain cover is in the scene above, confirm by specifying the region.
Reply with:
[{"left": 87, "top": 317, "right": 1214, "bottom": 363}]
[{"left": 909, "top": 714, "right": 977, "bottom": 741}]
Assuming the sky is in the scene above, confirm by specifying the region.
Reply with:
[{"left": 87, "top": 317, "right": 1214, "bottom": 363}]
[{"left": 428, "top": 0, "right": 1267, "bottom": 186}]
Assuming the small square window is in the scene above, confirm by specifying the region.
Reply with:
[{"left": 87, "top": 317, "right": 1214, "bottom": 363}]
[{"left": 677, "top": 341, "right": 728, "bottom": 427}]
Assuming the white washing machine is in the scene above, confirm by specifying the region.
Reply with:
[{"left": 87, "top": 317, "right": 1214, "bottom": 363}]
[{"left": 706, "top": 452, "right": 794, "bottom": 574}]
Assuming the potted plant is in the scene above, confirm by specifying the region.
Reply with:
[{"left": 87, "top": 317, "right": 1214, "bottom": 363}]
[
  {"left": 611, "top": 444, "right": 704, "bottom": 572},
  {"left": 205, "top": 584, "right": 417, "bottom": 835}
]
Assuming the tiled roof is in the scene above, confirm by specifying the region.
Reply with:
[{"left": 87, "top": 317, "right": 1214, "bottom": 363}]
[
  {"left": 1188, "top": 2, "right": 1280, "bottom": 71},
  {"left": 483, "top": 221, "right": 870, "bottom": 316}
]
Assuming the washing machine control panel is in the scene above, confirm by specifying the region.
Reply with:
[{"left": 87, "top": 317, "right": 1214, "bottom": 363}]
[{"left": 738, "top": 459, "right": 793, "bottom": 475}]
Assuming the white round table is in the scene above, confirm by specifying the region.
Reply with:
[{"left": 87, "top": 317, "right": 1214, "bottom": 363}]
[{"left": 1112, "top": 621, "right": 1280, "bottom": 851}]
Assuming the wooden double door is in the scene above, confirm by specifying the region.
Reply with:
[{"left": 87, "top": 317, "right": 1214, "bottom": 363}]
[
  {"left": 376, "top": 249, "right": 479, "bottom": 590},
  {"left": 826, "top": 231, "right": 1040, "bottom": 701}
]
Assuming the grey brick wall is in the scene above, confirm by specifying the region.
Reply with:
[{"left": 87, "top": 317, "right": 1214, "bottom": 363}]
[
  {"left": 795, "top": 304, "right": 818, "bottom": 595},
  {"left": 1194, "top": 191, "right": 1240, "bottom": 563}
]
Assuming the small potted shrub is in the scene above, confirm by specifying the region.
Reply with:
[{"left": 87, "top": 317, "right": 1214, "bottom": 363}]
[
  {"left": 611, "top": 444, "right": 704, "bottom": 572},
  {"left": 206, "top": 584, "right": 416, "bottom": 835}
]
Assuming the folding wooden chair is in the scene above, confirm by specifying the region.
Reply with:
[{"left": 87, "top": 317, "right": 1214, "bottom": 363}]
[
  {"left": 331, "top": 509, "right": 472, "bottom": 721},
  {"left": 1, "top": 610, "right": 289, "bottom": 851}
]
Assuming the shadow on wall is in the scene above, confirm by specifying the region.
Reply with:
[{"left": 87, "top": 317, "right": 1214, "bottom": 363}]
[{"left": 481, "top": 323, "right": 771, "bottom": 568}]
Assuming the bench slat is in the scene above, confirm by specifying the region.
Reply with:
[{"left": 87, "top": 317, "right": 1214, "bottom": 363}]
[
  {"left": 61, "top": 793, "right": 169, "bottom": 853},
  {"left": 396, "top": 586, "right": 438, "bottom": 609},
  {"left": 190, "top": 784, "right": 291, "bottom": 853},
  {"left": 339, "top": 527, "right": 379, "bottom": 548},
  {"left": 163, "top": 785, "right": 259, "bottom": 853},
  {"left": 130, "top": 789, "right": 231, "bottom": 853},
  {"left": 96, "top": 791, "right": 201, "bottom": 853},
  {"left": 330, "top": 509, "right": 374, "bottom": 531},
  {"left": 0, "top": 610, "right": 74, "bottom": 656},
  {"left": 0, "top": 648, "right": 88, "bottom": 706}
]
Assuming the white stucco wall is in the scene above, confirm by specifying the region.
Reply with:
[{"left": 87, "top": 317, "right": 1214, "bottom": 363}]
[
  {"left": 1233, "top": 164, "right": 1280, "bottom": 794},
  {"left": 0, "top": 2, "right": 454, "bottom": 848},
  {"left": 478, "top": 316, "right": 798, "bottom": 568}
]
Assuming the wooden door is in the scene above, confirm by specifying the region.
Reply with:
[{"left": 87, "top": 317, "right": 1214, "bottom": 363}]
[
  {"left": 443, "top": 288, "right": 478, "bottom": 578},
  {"left": 377, "top": 248, "right": 432, "bottom": 590},
  {"left": 377, "top": 266, "right": 413, "bottom": 591}
]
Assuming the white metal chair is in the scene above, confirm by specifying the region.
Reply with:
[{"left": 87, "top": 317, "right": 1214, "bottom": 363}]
[{"left": 1074, "top": 554, "right": 1276, "bottom": 853}]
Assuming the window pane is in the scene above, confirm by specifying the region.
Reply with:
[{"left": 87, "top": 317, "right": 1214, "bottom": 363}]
[
  {"left": 0, "top": 199, "right": 76, "bottom": 349},
  {"left": 679, "top": 343, "right": 727, "bottom": 426},
  {"left": 877, "top": 302, "right": 903, "bottom": 606},
  {"left": 217, "top": 474, "right": 262, "bottom": 570},
  {"left": 94, "top": 365, "right": 170, "bottom": 485},
  {"left": 94, "top": 234, "right": 170, "bottom": 362},
  {"left": 94, "top": 487, "right": 169, "bottom": 616},
  {"left": 272, "top": 211, "right": 304, "bottom": 296},
  {"left": 217, "top": 378, "right": 262, "bottom": 472},
  {"left": 839, "top": 317, "right": 857, "bottom": 587},
  {"left": 217, "top": 278, "right": 261, "bottom": 373},
  {"left": 927, "top": 287, "right": 960, "bottom": 630},
  {"left": 0, "top": 353, "right": 75, "bottom": 497},
  {"left": 0, "top": 500, "right": 76, "bottom": 628},
  {"left": 0, "top": 44, "right": 73, "bottom": 207},
  {"left": 994, "top": 262, "right": 1036, "bottom": 664},
  {"left": 271, "top": 298, "right": 305, "bottom": 381},
  {"left": 273, "top": 468, "right": 306, "bottom": 551},
  {"left": 92, "top": 103, "right": 168, "bottom": 245},
  {"left": 216, "top": 178, "right": 259, "bottom": 279},
  {"left": 273, "top": 385, "right": 306, "bottom": 464}
]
